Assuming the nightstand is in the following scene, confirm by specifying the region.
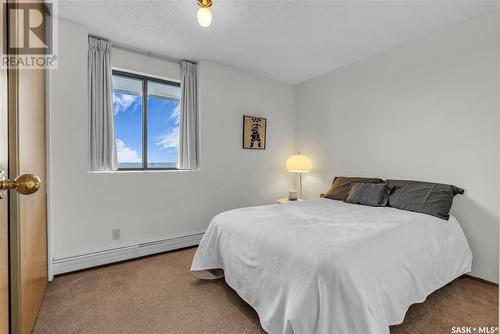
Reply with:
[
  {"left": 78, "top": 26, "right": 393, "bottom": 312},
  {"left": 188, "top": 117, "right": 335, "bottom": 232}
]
[{"left": 277, "top": 198, "right": 304, "bottom": 204}]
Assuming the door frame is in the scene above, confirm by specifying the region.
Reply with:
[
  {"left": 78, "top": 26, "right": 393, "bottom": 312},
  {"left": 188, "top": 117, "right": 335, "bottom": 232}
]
[
  {"left": 6, "top": 1, "right": 49, "bottom": 332},
  {"left": 7, "top": 5, "right": 23, "bottom": 332},
  {"left": 0, "top": 0, "right": 9, "bottom": 332}
]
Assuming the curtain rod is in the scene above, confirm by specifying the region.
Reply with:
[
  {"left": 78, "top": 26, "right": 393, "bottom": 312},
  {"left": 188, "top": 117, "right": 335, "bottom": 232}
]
[{"left": 88, "top": 34, "right": 194, "bottom": 65}]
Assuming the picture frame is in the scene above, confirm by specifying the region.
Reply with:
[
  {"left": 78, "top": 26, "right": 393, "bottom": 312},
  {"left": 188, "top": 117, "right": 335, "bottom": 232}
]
[{"left": 242, "top": 115, "right": 267, "bottom": 150}]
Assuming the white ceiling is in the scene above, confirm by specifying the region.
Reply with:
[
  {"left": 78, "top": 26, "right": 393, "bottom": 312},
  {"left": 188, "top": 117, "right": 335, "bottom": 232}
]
[{"left": 58, "top": 0, "right": 499, "bottom": 84}]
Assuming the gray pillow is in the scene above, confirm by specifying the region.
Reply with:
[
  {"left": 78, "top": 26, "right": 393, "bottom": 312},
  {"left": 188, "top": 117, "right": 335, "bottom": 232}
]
[
  {"left": 387, "top": 180, "right": 464, "bottom": 220},
  {"left": 321, "top": 177, "right": 383, "bottom": 201},
  {"left": 346, "top": 183, "right": 392, "bottom": 207}
]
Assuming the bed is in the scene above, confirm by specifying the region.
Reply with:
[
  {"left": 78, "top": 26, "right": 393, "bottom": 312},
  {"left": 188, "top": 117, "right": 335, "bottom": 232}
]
[{"left": 191, "top": 198, "right": 472, "bottom": 334}]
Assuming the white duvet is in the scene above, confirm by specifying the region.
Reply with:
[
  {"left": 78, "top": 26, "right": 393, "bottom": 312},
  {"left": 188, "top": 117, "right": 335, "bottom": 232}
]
[{"left": 191, "top": 199, "right": 472, "bottom": 334}]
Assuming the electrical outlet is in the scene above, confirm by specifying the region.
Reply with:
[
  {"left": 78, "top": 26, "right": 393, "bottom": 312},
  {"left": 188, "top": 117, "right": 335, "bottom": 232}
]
[{"left": 112, "top": 229, "right": 120, "bottom": 240}]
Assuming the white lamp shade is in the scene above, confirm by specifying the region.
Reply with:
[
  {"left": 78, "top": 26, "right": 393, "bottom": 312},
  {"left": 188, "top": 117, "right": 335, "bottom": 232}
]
[
  {"left": 197, "top": 7, "right": 212, "bottom": 27},
  {"left": 286, "top": 154, "right": 312, "bottom": 173}
]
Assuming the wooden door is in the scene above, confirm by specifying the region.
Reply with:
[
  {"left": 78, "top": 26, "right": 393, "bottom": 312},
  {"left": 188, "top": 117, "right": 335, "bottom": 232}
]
[
  {"left": 9, "top": 67, "right": 48, "bottom": 334},
  {"left": 5, "top": 1, "right": 48, "bottom": 333}
]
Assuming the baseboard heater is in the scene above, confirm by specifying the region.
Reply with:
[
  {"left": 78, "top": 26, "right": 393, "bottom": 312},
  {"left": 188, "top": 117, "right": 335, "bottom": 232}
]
[{"left": 52, "top": 232, "right": 204, "bottom": 275}]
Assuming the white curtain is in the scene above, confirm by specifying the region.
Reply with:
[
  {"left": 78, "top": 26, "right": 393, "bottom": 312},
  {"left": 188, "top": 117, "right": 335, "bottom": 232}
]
[
  {"left": 177, "top": 61, "right": 199, "bottom": 169},
  {"left": 88, "top": 36, "right": 117, "bottom": 171}
]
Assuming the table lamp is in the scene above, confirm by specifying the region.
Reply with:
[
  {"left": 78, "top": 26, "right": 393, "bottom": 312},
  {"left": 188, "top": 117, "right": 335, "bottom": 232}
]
[{"left": 286, "top": 153, "right": 312, "bottom": 199}]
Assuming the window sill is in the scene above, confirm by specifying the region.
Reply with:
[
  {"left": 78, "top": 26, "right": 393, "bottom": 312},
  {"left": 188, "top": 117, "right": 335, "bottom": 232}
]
[{"left": 88, "top": 168, "right": 200, "bottom": 174}]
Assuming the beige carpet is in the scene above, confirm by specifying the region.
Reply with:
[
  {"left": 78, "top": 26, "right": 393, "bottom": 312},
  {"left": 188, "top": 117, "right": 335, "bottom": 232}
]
[{"left": 33, "top": 247, "right": 498, "bottom": 334}]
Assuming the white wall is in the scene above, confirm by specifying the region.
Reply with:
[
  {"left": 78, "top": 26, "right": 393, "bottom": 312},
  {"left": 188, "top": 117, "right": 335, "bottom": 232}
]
[
  {"left": 295, "top": 11, "right": 499, "bottom": 282},
  {"left": 112, "top": 47, "right": 180, "bottom": 81},
  {"left": 49, "top": 19, "right": 295, "bottom": 263}
]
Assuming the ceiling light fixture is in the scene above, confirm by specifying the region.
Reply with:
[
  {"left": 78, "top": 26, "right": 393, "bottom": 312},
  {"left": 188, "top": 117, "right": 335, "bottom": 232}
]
[{"left": 197, "top": 0, "right": 213, "bottom": 27}]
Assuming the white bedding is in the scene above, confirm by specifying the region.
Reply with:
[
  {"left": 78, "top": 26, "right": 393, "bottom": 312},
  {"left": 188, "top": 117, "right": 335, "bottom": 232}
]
[{"left": 191, "top": 198, "right": 472, "bottom": 334}]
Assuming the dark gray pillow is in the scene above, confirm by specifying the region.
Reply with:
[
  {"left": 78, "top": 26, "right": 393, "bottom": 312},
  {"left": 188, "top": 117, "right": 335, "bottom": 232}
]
[
  {"left": 387, "top": 180, "right": 464, "bottom": 220},
  {"left": 321, "top": 177, "right": 383, "bottom": 201},
  {"left": 346, "top": 183, "right": 392, "bottom": 207}
]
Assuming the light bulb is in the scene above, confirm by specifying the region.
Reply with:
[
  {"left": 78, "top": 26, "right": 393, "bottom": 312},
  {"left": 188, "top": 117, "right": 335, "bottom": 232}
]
[{"left": 197, "top": 7, "right": 212, "bottom": 27}]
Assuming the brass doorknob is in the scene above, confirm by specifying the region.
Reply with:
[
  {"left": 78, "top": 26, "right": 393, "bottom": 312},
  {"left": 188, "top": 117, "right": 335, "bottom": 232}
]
[{"left": 0, "top": 171, "right": 41, "bottom": 197}]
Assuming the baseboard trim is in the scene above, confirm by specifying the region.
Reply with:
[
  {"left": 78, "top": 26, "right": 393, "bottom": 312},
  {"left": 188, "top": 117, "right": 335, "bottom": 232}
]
[{"left": 52, "top": 232, "right": 204, "bottom": 275}]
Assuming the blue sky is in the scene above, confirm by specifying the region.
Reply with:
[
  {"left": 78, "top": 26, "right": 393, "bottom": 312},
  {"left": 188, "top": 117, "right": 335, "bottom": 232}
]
[{"left": 113, "top": 91, "right": 180, "bottom": 167}]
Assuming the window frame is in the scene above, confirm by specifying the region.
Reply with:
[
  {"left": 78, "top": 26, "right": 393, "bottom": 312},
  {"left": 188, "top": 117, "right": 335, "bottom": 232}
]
[{"left": 112, "top": 70, "right": 181, "bottom": 171}]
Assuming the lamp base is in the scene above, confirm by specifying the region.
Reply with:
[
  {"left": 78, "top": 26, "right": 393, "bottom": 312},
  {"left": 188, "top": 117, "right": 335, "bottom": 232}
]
[{"left": 299, "top": 173, "right": 303, "bottom": 199}]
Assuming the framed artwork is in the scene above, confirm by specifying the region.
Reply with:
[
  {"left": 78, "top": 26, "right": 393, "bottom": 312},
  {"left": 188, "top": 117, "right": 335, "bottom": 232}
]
[{"left": 242, "top": 115, "right": 267, "bottom": 150}]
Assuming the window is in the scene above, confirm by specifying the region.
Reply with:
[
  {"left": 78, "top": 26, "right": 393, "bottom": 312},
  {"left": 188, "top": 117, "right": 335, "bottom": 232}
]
[{"left": 112, "top": 71, "right": 181, "bottom": 169}]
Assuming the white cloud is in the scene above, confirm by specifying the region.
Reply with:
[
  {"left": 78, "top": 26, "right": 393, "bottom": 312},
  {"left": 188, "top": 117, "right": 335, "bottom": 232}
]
[
  {"left": 116, "top": 138, "right": 141, "bottom": 163},
  {"left": 168, "top": 104, "right": 180, "bottom": 125},
  {"left": 113, "top": 92, "right": 137, "bottom": 115},
  {"left": 155, "top": 127, "right": 179, "bottom": 150}
]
